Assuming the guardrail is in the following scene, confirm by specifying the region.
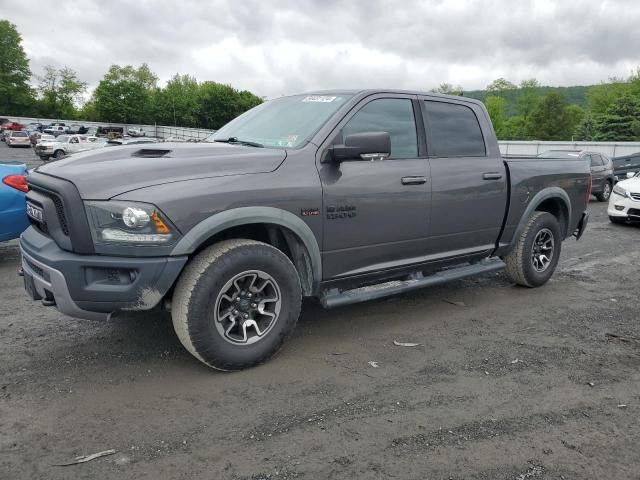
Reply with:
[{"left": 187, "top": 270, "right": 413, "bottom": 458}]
[{"left": 498, "top": 141, "right": 640, "bottom": 158}]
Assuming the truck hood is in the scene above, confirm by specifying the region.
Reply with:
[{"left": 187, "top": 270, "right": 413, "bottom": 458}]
[{"left": 35, "top": 142, "right": 287, "bottom": 199}]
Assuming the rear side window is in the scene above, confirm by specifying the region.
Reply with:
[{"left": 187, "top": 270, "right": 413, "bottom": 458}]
[
  {"left": 423, "top": 101, "right": 486, "bottom": 157},
  {"left": 342, "top": 98, "right": 418, "bottom": 159},
  {"left": 590, "top": 154, "right": 603, "bottom": 166}
]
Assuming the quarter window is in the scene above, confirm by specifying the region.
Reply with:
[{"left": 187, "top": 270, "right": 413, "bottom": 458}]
[
  {"left": 423, "top": 101, "right": 486, "bottom": 157},
  {"left": 342, "top": 98, "right": 418, "bottom": 159}
]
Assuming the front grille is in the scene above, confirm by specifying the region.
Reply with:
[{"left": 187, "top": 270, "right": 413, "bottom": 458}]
[
  {"left": 29, "top": 186, "right": 69, "bottom": 236},
  {"left": 630, "top": 193, "right": 640, "bottom": 201}
]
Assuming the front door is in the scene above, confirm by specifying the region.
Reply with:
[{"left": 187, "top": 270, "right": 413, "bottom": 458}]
[
  {"left": 319, "top": 95, "right": 430, "bottom": 279},
  {"left": 421, "top": 98, "right": 508, "bottom": 257}
]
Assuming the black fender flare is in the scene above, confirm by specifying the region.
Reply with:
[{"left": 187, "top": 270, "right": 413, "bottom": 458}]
[
  {"left": 512, "top": 187, "right": 572, "bottom": 243},
  {"left": 170, "top": 206, "right": 322, "bottom": 290}
]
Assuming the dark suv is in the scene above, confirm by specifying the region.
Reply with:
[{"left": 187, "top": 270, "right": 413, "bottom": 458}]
[
  {"left": 613, "top": 152, "right": 640, "bottom": 181},
  {"left": 538, "top": 150, "right": 614, "bottom": 201}
]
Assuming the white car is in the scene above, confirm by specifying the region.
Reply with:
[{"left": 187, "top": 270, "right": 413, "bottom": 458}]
[
  {"left": 6, "top": 131, "right": 31, "bottom": 147},
  {"left": 35, "top": 134, "right": 107, "bottom": 161},
  {"left": 608, "top": 172, "right": 640, "bottom": 224}
]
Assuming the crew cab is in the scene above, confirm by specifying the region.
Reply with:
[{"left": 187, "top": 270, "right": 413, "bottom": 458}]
[
  {"left": 20, "top": 90, "right": 591, "bottom": 370},
  {"left": 35, "top": 134, "right": 105, "bottom": 161}
]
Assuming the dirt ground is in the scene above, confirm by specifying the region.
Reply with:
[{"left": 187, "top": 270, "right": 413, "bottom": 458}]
[{"left": 1, "top": 143, "right": 639, "bottom": 480}]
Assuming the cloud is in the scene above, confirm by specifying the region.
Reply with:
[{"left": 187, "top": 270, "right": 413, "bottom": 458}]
[{"left": 5, "top": 0, "right": 640, "bottom": 99}]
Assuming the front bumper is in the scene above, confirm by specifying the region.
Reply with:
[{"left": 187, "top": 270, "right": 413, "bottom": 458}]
[
  {"left": 19, "top": 226, "right": 188, "bottom": 320},
  {"left": 607, "top": 193, "right": 640, "bottom": 220}
]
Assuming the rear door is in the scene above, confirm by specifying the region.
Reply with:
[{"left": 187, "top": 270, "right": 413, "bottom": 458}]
[
  {"left": 614, "top": 154, "right": 640, "bottom": 179},
  {"left": 588, "top": 154, "right": 605, "bottom": 190},
  {"left": 319, "top": 94, "right": 431, "bottom": 279},
  {"left": 420, "top": 98, "right": 507, "bottom": 257}
]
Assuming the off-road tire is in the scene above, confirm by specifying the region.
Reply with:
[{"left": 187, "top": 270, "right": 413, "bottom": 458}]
[
  {"left": 503, "top": 211, "right": 562, "bottom": 288},
  {"left": 609, "top": 215, "right": 627, "bottom": 225},
  {"left": 595, "top": 181, "right": 612, "bottom": 202},
  {"left": 172, "top": 239, "right": 302, "bottom": 371}
]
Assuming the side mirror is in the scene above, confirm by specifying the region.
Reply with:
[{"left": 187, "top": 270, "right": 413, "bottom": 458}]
[
  {"left": 626, "top": 172, "right": 635, "bottom": 179},
  {"left": 328, "top": 132, "right": 391, "bottom": 162}
]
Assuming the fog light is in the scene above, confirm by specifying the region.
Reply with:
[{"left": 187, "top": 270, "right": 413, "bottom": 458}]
[{"left": 615, "top": 205, "right": 625, "bottom": 211}]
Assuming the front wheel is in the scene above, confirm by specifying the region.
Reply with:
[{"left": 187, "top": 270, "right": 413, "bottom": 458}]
[
  {"left": 53, "top": 150, "right": 65, "bottom": 159},
  {"left": 172, "top": 239, "right": 302, "bottom": 371},
  {"left": 596, "top": 182, "right": 612, "bottom": 202},
  {"left": 503, "top": 212, "right": 562, "bottom": 287}
]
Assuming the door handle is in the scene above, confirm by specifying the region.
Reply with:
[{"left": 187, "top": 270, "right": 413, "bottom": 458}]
[
  {"left": 482, "top": 172, "right": 503, "bottom": 180},
  {"left": 401, "top": 176, "right": 427, "bottom": 185}
]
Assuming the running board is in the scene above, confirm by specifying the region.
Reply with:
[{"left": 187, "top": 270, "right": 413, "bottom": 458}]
[{"left": 320, "top": 258, "right": 505, "bottom": 309}]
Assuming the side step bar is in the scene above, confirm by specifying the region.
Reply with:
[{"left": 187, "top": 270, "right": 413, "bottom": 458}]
[{"left": 320, "top": 258, "right": 505, "bottom": 309}]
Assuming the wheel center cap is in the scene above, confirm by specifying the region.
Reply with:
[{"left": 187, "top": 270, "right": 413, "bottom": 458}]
[{"left": 239, "top": 298, "right": 251, "bottom": 310}]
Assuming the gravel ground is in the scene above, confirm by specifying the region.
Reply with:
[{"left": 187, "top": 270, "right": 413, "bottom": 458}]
[{"left": 1, "top": 141, "right": 639, "bottom": 480}]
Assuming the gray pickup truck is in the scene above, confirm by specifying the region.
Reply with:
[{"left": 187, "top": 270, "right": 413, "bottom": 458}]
[{"left": 20, "top": 90, "right": 591, "bottom": 370}]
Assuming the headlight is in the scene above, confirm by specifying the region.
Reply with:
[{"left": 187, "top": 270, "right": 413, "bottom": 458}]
[
  {"left": 613, "top": 185, "right": 629, "bottom": 198},
  {"left": 84, "top": 200, "right": 179, "bottom": 247}
]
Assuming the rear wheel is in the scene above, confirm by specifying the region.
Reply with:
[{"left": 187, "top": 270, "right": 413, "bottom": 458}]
[
  {"left": 503, "top": 212, "right": 562, "bottom": 287},
  {"left": 596, "top": 181, "right": 612, "bottom": 202},
  {"left": 172, "top": 239, "right": 302, "bottom": 371}
]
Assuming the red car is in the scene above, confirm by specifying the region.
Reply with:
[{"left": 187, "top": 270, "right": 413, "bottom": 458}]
[{"left": 1, "top": 121, "right": 25, "bottom": 131}]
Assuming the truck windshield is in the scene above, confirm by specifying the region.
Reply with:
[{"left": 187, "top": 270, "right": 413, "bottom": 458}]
[{"left": 204, "top": 94, "right": 352, "bottom": 149}]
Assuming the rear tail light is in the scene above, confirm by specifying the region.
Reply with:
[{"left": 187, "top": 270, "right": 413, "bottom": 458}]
[
  {"left": 2, "top": 175, "right": 28, "bottom": 193},
  {"left": 585, "top": 174, "right": 592, "bottom": 206}
]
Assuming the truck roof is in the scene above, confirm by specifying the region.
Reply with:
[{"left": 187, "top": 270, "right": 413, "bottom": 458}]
[{"left": 299, "top": 89, "right": 485, "bottom": 107}]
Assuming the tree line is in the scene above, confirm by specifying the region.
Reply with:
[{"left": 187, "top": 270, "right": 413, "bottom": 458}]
[
  {"left": 432, "top": 70, "right": 640, "bottom": 142},
  {"left": 0, "top": 20, "right": 262, "bottom": 129}
]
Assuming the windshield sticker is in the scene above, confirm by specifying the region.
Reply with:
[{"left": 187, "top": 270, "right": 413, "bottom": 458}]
[{"left": 302, "top": 95, "right": 337, "bottom": 103}]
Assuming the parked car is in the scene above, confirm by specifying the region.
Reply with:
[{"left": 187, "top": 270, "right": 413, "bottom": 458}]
[
  {"left": 537, "top": 150, "right": 614, "bottom": 201},
  {"left": 96, "top": 126, "right": 124, "bottom": 138},
  {"left": 608, "top": 171, "right": 640, "bottom": 224},
  {"left": 613, "top": 152, "right": 640, "bottom": 180},
  {"left": 67, "top": 124, "right": 89, "bottom": 134},
  {"left": 128, "top": 127, "right": 146, "bottom": 137},
  {"left": 2, "top": 129, "right": 14, "bottom": 142},
  {"left": 35, "top": 134, "right": 106, "bottom": 161},
  {"left": 19, "top": 89, "right": 591, "bottom": 370},
  {"left": 0, "top": 162, "right": 29, "bottom": 242},
  {"left": 31, "top": 133, "right": 55, "bottom": 148},
  {"left": 25, "top": 122, "right": 44, "bottom": 132},
  {"left": 6, "top": 130, "right": 31, "bottom": 147},
  {"left": 43, "top": 125, "right": 69, "bottom": 137},
  {"left": 1, "top": 121, "right": 26, "bottom": 132}
]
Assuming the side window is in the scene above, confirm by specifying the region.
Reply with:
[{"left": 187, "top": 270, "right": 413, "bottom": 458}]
[
  {"left": 590, "top": 154, "right": 602, "bottom": 167},
  {"left": 342, "top": 98, "right": 418, "bottom": 159},
  {"left": 423, "top": 101, "right": 486, "bottom": 157}
]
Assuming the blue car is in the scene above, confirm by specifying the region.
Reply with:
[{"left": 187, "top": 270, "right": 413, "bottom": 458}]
[{"left": 0, "top": 162, "right": 30, "bottom": 242}]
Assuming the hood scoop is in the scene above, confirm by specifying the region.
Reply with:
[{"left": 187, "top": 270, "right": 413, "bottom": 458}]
[{"left": 132, "top": 148, "right": 172, "bottom": 158}]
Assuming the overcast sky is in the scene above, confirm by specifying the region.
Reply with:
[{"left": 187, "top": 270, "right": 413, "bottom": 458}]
[{"left": 5, "top": 0, "right": 640, "bottom": 98}]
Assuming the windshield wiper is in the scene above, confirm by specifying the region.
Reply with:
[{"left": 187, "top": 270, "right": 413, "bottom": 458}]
[{"left": 214, "top": 137, "right": 264, "bottom": 148}]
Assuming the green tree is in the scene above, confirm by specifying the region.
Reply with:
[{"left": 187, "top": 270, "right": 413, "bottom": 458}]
[
  {"left": 197, "top": 82, "right": 262, "bottom": 129},
  {"left": 525, "top": 91, "right": 573, "bottom": 140},
  {"left": 36, "top": 65, "right": 86, "bottom": 118},
  {"left": 565, "top": 104, "right": 585, "bottom": 139},
  {"left": 594, "top": 95, "right": 640, "bottom": 141},
  {"left": 587, "top": 78, "right": 629, "bottom": 116},
  {"left": 0, "top": 20, "right": 34, "bottom": 115},
  {"left": 501, "top": 115, "right": 526, "bottom": 140},
  {"left": 484, "top": 95, "right": 507, "bottom": 138},
  {"left": 575, "top": 112, "right": 596, "bottom": 141},
  {"left": 152, "top": 74, "right": 200, "bottom": 126},
  {"left": 431, "top": 83, "right": 463, "bottom": 96},
  {"left": 517, "top": 78, "right": 541, "bottom": 122},
  {"left": 94, "top": 64, "right": 158, "bottom": 123},
  {"left": 486, "top": 78, "right": 516, "bottom": 96}
]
